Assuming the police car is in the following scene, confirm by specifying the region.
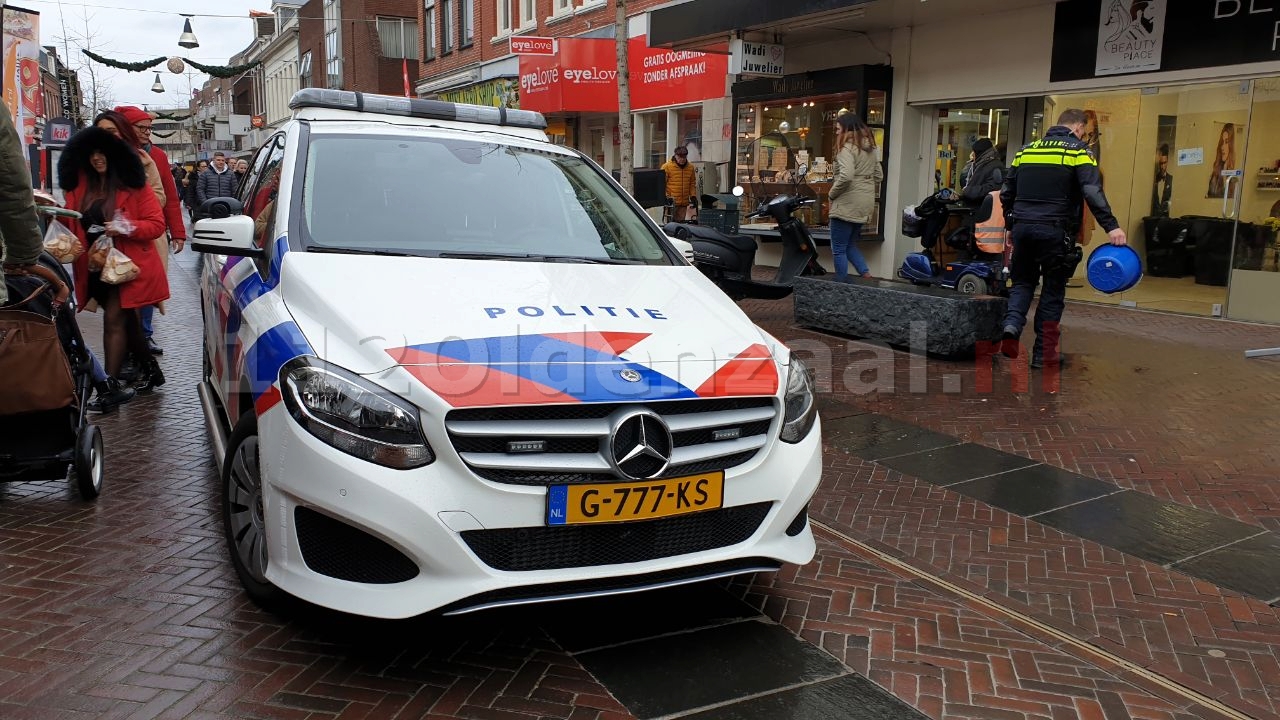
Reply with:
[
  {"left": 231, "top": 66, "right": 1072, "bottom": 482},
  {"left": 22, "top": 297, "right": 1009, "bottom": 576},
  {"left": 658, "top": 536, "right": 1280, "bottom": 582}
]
[{"left": 191, "top": 89, "right": 821, "bottom": 618}]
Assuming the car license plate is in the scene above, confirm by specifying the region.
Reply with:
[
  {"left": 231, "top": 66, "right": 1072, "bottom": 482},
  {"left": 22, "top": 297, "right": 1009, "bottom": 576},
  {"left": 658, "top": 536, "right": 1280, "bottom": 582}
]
[{"left": 546, "top": 472, "right": 724, "bottom": 526}]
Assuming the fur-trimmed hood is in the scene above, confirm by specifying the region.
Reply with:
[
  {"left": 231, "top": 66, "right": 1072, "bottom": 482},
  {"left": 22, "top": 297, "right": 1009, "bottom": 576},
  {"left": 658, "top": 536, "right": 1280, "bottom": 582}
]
[{"left": 57, "top": 126, "right": 146, "bottom": 192}]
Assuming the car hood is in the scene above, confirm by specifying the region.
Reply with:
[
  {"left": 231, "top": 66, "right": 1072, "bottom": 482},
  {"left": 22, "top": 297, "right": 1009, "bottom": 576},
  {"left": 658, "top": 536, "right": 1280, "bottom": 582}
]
[{"left": 281, "top": 254, "right": 786, "bottom": 407}]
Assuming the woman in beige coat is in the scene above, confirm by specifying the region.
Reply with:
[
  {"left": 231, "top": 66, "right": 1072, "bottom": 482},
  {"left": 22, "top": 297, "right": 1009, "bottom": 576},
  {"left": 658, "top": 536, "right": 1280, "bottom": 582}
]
[{"left": 827, "top": 114, "right": 882, "bottom": 280}]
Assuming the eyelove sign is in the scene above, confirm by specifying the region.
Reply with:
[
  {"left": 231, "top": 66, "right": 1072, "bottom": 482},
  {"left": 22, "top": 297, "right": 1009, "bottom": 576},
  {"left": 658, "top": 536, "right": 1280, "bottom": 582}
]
[
  {"left": 518, "top": 36, "right": 728, "bottom": 114},
  {"left": 511, "top": 36, "right": 555, "bottom": 55}
]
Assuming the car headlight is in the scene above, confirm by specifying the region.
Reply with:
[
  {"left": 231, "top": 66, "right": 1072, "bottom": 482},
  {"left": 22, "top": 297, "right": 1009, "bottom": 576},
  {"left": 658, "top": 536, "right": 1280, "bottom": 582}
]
[
  {"left": 280, "top": 357, "right": 434, "bottom": 469},
  {"left": 780, "top": 353, "right": 817, "bottom": 444}
]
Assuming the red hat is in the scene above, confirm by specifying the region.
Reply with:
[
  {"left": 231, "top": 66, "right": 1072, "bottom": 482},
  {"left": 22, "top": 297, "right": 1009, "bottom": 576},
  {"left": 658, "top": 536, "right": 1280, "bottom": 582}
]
[{"left": 113, "top": 105, "right": 154, "bottom": 126}]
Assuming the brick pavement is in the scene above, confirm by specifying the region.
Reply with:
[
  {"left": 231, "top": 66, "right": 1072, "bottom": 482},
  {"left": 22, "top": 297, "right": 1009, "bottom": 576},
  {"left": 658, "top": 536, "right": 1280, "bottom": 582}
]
[
  {"left": 2, "top": 253, "right": 1278, "bottom": 720},
  {"left": 739, "top": 289, "right": 1280, "bottom": 719}
]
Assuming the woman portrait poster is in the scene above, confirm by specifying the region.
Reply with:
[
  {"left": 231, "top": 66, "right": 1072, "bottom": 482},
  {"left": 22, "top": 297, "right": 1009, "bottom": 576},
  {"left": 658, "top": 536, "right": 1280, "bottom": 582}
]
[{"left": 1207, "top": 122, "right": 1237, "bottom": 199}]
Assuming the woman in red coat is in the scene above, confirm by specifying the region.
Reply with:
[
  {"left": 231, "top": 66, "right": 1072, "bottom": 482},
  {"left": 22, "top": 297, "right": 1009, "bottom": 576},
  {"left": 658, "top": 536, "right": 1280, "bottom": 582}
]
[{"left": 58, "top": 126, "right": 169, "bottom": 392}]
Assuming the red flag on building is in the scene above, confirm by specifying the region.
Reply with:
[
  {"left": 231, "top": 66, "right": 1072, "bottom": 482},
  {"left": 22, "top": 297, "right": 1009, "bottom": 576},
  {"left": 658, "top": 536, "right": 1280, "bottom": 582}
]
[{"left": 403, "top": 58, "right": 411, "bottom": 98}]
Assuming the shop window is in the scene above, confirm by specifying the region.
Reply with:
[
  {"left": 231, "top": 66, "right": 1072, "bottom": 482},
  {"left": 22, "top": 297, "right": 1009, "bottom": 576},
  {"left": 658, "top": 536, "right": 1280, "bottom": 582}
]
[
  {"left": 935, "top": 107, "right": 1013, "bottom": 193},
  {"left": 677, "top": 108, "right": 702, "bottom": 162},
  {"left": 734, "top": 92, "right": 860, "bottom": 228},
  {"left": 377, "top": 17, "right": 418, "bottom": 60},
  {"left": 637, "top": 111, "right": 667, "bottom": 168}
]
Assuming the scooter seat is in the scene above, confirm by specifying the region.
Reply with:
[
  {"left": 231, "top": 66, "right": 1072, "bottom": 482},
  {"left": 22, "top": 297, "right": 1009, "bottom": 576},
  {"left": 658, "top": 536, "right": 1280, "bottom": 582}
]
[{"left": 664, "top": 222, "right": 758, "bottom": 253}]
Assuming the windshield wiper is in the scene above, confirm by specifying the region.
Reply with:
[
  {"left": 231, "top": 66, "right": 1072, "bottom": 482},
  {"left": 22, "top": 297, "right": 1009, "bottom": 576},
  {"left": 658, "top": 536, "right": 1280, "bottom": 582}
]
[
  {"left": 308, "top": 246, "right": 414, "bottom": 257},
  {"left": 437, "top": 251, "right": 629, "bottom": 264}
]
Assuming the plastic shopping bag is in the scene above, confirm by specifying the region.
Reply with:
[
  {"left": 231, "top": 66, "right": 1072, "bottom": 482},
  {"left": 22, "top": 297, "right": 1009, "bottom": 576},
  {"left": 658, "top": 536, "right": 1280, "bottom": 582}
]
[
  {"left": 106, "top": 209, "right": 136, "bottom": 238},
  {"left": 42, "top": 219, "right": 83, "bottom": 263},
  {"left": 87, "top": 236, "right": 112, "bottom": 272},
  {"left": 99, "top": 245, "right": 140, "bottom": 285}
]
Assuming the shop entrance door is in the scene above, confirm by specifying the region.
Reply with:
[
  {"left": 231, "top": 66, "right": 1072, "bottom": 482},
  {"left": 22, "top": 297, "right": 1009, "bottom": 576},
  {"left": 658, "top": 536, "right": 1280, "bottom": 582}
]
[
  {"left": 934, "top": 99, "right": 1036, "bottom": 193},
  {"left": 1226, "top": 78, "right": 1280, "bottom": 323}
]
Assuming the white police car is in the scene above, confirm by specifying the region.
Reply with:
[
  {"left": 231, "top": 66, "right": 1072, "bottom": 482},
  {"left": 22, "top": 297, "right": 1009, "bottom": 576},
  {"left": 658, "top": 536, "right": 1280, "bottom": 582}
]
[{"left": 191, "top": 89, "right": 821, "bottom": 617}]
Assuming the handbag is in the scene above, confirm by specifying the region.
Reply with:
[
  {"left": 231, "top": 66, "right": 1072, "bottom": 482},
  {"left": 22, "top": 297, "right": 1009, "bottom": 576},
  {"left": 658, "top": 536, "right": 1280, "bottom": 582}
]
[{"left": 0, "top": 265, "right": 76, "bottom": 415}]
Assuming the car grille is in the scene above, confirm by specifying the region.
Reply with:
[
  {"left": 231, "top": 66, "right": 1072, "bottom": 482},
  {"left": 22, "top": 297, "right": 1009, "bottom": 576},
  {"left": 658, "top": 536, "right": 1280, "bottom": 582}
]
[
  {"left": 445, "top": 397, "right": 777, "bottom": 486},
  {"left": 295, "top": 507, "right": 420, "bottom": 584},
  {"left": 460, "top": 502, "right": 772, "bottom": 571}
]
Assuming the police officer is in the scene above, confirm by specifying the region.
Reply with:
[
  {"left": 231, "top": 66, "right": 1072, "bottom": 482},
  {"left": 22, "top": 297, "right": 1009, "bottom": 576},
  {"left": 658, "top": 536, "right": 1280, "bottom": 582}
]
[{"left": 999, "top": 108, "right": 1127, "bottom": 368}]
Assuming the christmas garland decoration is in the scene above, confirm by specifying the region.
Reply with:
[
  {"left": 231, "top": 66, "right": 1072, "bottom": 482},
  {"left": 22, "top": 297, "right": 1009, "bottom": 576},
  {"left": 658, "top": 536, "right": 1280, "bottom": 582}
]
[
  {"left": 155, "top": 112, "right": 190, "bottom": 121},
  {"left": 183, "top": 57, "right": 262, "bottom": 78},
  {"left": 151, "top": 130, "right": 177, "bottom": 139},
  {"left": 81, "top": 49, "right": 165, "bottom": 72}
]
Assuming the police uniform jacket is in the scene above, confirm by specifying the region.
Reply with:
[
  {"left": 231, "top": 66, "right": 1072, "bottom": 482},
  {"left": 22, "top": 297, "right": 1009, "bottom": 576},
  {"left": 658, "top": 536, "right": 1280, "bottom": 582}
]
[{"left": 1000, "top": 125, "right": 1120, "bottom": 234}]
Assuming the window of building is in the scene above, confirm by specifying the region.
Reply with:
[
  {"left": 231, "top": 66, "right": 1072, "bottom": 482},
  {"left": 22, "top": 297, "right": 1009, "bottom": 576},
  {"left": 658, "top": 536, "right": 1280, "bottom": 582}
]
[
  {"left": 552, "top": 0, "right": 572, "bottom": 15},
  {"left": 461, "top": 0, "right": 474, "bottom": 45},
  {"left": 299, "top": 50, "right": 312, "bottom": 88},
  {"left": 323, "top": 0, "right": 342, "bottom": 88},
  {"left": 277, "top": 5, "right": 297, "bottom": 29},
  {"left": 496, "top": 0, "right": 511, "bottom": 36},
  {"left": 442, "top": 0, "right": 454, "bottom": 52},
  {"left": 519, "top": 0, "right": 535, "bottom": 28},
  {"left": 377, "top": 16, "right": 418, "bottom": 59},
  {"left": 424, "top": 0, "right": 436, "bottom": 59}
]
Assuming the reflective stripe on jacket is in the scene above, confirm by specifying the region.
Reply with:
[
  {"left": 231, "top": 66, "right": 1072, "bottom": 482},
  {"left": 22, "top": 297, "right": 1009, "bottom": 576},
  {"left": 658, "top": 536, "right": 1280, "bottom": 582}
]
[{"left": 1000, "top": 125, "right": 1119, "bottom": 234}]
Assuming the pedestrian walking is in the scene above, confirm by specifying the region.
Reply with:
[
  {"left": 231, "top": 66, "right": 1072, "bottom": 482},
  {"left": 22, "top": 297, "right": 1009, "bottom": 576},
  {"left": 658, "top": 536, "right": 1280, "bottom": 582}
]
[
  {"left": 660, "top": 147, "right": 697, "bottom": 222},
  {"left": 116, "top": 106, "right": 187, "bottom": 356},
  {"left": 827, "top": 113, "right": 881, "bottom": 281},
  {"left": 0, "top": 103, "right": 42, "bottom": 302},
  {"left": 194, "top": 152, "right": 238, "bottom": 217},
  {"left": 999, "top": 108, "right": 1127, "bottom": 369},
  {"left": 184, "top": 159, "right": 207, "bottom": 217},
  {"left": 59, "top": 127, "right": 170, "bottom": 393}
]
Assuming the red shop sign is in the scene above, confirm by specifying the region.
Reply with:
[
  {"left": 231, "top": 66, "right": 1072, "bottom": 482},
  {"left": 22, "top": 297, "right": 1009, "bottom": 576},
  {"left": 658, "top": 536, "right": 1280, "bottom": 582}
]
[
  {"left": 519, "top": 38, "right": 618, "bottom": 114},
  {"left": 629, "top": 36, "right": 728, "bottom": 111}
]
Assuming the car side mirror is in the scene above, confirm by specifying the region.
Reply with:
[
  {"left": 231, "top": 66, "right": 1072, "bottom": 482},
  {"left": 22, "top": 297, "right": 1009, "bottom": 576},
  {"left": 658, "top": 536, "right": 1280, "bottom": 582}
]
[
  {"left": 198, "top": 196, "right": 244, "bottom": 219},
  {"left": 191, "top": 215, "right": 261, "bottom": 258}
]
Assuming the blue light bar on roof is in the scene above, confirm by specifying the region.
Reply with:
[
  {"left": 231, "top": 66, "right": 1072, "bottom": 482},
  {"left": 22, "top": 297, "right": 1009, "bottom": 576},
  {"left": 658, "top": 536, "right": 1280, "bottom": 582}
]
[{"left": 288, "top": 88, "right": 548, "bottom": 131}]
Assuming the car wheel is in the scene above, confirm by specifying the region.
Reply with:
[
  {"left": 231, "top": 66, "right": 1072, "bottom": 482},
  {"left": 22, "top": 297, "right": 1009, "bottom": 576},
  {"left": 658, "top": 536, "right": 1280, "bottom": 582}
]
[
  {"left": 73, "top": 425, "right": 104, "bottom": 501},
  {"left": 222, "top": 413, "right": 285, "bottom": 607},
  {"left": 956, "top": 272, "right": 988, "bottom": 295}
]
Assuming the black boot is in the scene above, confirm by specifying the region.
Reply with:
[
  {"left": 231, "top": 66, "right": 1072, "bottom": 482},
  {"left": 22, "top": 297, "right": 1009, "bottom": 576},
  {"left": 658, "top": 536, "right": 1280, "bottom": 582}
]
[
  {"left": 135, "top": 358, "right": 166, "bottom": 393},
  {"left": 88, "top": 377, "right": 136, "bottom": 413}
]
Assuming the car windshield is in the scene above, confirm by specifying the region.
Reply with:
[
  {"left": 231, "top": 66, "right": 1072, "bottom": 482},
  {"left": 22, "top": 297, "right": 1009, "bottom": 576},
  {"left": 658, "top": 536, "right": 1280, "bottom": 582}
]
[{"left": 300, "top": 133, "right": 672, "bottom": 264}]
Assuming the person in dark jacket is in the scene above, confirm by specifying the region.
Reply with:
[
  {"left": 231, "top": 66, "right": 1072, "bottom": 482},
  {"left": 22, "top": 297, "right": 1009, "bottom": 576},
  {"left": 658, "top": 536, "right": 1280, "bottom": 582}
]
[
  {"left": 194, "top": 152, "right": 238, "bottom": 215},
  {"left": 999, "top": 108, "right": 1127, "bottom": 369},
  {"left": 0, "top": 103, "right": 42, "bottom": 303},
  {"left": 961, "top": 137, "right": 1004, "bottom": 204}
]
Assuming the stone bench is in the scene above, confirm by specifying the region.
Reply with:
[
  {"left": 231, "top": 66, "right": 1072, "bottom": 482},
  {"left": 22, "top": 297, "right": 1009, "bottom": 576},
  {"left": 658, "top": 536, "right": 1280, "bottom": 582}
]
[{"left": 793, "top": 276, "right": 1008, "bottom": 358}]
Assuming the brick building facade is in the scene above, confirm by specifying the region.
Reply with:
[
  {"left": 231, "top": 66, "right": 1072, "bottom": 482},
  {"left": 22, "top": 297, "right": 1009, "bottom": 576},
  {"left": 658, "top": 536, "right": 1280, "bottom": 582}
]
[{"left": 298, "top": 0, "right": 419, "bottom": 96}]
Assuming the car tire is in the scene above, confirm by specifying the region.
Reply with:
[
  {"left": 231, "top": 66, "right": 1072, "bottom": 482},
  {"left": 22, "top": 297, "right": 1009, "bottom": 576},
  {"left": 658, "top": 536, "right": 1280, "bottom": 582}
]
[
  {"left": 956, "top": 272, "right": 988, "bottom": 295},
  {"left": 73, "top": 425, "right": 104, "bottom": 501},
  {"left": 222, "top": 412, "right": 286, "bottom": 608}
]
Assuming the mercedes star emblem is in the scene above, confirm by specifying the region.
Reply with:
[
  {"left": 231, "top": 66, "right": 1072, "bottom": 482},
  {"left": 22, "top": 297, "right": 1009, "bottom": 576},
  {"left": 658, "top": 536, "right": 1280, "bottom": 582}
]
[
  {"left": 608, "top": 411, "right": 672, "bottom": 480},
  {"left": 619, "top": 368, "right": 643, "bottom": 383}
]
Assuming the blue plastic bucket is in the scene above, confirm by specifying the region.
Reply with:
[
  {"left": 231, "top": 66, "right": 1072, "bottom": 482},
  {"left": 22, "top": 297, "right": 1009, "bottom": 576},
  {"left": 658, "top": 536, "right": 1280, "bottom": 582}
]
[{"left": 1086, "top": 244, "right": 1142, "bottom": 294}]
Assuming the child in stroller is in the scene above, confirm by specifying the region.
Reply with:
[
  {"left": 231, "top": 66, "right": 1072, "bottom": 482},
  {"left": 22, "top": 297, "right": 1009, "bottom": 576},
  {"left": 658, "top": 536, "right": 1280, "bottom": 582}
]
[{"left": 0, "top": 253, "right": 106, "bottom": 499}]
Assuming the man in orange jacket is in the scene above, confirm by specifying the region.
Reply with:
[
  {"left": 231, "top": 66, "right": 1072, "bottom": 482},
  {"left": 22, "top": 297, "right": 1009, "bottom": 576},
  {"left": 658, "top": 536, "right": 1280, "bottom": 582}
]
[{"left": 661, "top": 146, "right": 697, "bottom": 222}]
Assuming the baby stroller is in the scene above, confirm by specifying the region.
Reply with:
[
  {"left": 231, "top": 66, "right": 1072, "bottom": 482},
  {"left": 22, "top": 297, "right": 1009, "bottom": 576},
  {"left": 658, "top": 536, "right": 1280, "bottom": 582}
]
[
  {"left": 898, "top": 188, "right": 1010, "bottom": 296},
  {"left": 0, "top": 247, "right": 105, "bottom": 501}
]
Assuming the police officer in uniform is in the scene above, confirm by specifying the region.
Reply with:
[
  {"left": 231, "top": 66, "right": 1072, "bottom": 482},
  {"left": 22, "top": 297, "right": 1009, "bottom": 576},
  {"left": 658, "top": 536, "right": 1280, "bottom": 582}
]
[{"left": 999, "top": 108, "right": 1127, "bottom": 368}]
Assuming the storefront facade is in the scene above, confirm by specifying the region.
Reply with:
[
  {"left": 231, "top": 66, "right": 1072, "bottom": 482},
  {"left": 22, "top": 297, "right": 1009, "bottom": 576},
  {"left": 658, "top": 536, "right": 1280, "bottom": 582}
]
[
  {"left": 517, "top": 33, "right": 730, "bottom": 201},
  {"left": 648, "top": 0, "right": 1280, "bottom": 324}
]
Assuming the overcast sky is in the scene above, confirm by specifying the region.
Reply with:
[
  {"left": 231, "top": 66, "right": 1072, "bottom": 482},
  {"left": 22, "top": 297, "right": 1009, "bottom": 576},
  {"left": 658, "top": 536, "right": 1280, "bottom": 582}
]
[{"left": 23, "top": 0, "right": 264, "bottom": 111}]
